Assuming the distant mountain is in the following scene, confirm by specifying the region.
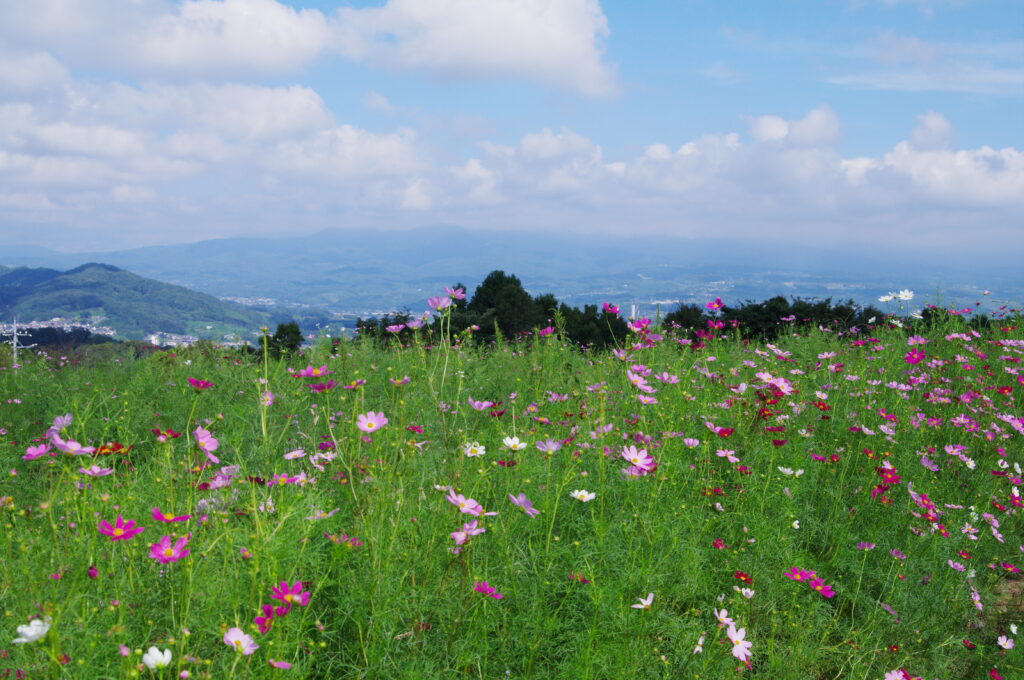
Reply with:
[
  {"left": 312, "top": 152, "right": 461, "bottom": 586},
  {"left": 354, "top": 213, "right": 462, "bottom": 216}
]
[
  {"left": 0, "top": 263, "right": 272, "bottom": 341},
  {"left": 1, "top": 227, "right": 1020, "bottom": 318}
]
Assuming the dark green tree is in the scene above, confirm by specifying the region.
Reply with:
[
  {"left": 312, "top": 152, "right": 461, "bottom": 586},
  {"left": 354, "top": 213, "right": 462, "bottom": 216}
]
[{"left": 269, "top": 321, "right": 303, "bottom": 357}]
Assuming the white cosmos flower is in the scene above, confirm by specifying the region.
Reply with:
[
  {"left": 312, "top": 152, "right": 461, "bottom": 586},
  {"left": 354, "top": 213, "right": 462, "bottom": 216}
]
[
  {"left": 502, "top": 436, "right": 527, "bottom": 451},
  {"left": 896, "top": 289, "right": 914, "bottom": 301},
  {"left": 12, "top": 617, "right": 50, "bottom": 644},
  {"left": 462, "top": 441, "right": 486, "bottom": 458},
  {"left": 142, "top": 646, "right": 172, "bottom": 669},
  {"left": 571, "top": 489, "right": 596, "bottom": 502}
]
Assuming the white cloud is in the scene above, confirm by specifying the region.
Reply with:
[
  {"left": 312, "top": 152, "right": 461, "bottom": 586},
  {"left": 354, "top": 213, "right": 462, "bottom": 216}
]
[
  {"left": 747, "top": 106, "right": 840, "bottom": 146},
  {"left": 831, "top": 33, "right": 1024, "bottom": 94},
  {"left": 363, "top": 91, "right": 397, "bottom": 115},
  {"left": 0, "top": 49, "right": 69, "bottom": 95},
  {"left": 334, "top": 0, "right": 618, "bottom": 97},
  {"left": 748, "top": 115, "right": 789, "bottom": 142},
  {"left": 0, "top": 0, "right": 615, "bottom": 96},
  {"left": 139, "top": 0, "right": 332, "bottom": 76},
  {"left": 909, "top": 111, "right": 953, "bottom": 149}
]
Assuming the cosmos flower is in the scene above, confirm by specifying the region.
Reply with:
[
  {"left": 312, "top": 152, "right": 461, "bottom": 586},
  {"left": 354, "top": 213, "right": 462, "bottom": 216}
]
[
  {"left": 474, "top": 581, "right": 503, "bottom": 599},
  {"left": 148, "top": 534, "right": 190, "bottom": 564},
  {"left": 571, "top": 490, "right": 596, "bottom": 502},
  {"left": 98, "top": 515, "right": 145, "bottom": 541},
  {"left": 508, "top": 493, "right": 540, "bottom": 517},
  {"left": 142, "top": 646, "right": 172, "bottom": 669},
  {"left": 12, "top": 618, "right": 50, "bottom": 644},
  {"left": 224, "top": 627, "right": 259, "bottom": 655},
  {"left": 355, "top": 412, "right": 388, "bottom": 433}
]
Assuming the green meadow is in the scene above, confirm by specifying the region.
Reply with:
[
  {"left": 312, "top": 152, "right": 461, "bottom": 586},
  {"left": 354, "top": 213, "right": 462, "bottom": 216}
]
[{"left": 1, "top": 295, "right": 1022, "bottom": 680}]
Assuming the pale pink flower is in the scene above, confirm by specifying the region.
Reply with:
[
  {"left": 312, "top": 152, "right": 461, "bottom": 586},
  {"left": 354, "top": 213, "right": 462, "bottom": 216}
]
[
  {"left": 355, "top": 411, "right": 388, "bottom": 433},
  {"left": 224, "top": 627, "right": 258, "bottom": 655}
]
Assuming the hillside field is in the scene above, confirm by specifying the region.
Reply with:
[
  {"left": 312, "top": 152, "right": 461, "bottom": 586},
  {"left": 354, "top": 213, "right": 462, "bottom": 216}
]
[{"left": 1, "top": 294, "right": 1022, "bottom": 679}]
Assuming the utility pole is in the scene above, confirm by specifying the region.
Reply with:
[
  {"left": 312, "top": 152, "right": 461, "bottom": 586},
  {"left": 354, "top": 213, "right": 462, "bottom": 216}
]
[{"left": 4, "top": 317, "right": 36, "bottom": 365}]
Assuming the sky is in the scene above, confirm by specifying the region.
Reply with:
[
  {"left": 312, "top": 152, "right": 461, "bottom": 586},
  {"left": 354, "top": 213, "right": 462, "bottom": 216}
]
[{"left": 0, "top": 0, "right": 1021, "bottom": 253}]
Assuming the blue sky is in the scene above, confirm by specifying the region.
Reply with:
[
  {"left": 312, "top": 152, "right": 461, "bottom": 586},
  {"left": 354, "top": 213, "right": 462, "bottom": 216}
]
[{"left": 0, "top": 0, "right": 1020, "bottom": 252}]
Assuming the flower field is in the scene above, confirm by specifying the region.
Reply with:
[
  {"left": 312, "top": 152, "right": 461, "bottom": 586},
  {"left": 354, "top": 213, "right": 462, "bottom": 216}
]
[{"left": 1, "top": 293, "right": 1022, "bottom": 679}]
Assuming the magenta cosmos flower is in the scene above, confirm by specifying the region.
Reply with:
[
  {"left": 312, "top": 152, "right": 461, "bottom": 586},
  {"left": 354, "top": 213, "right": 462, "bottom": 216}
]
[
  {"left": 808, "top": 577, "right": 836, "bottom": 598},
  {"left": 98, "top": 515, "right": 145, "bottom": 541},
  {"left": 270, "top": 581, "right": 311, "bottom": 613},
  {"left": 474, "top": 581, "right": 503, "bottom": 599},
  {"left": 187, "top": 377, "right": 214, "bottom": 390},
  {"left": 149, "top": 534, "right": 190, "bottom": 564},
  {"left": 254, "top": 604, "right": 274, "bottom": 634},
  {"left": 355, "top": 411, "right": 388, "bottom": 433},
  {"left": 152, "top": 507, "right": 190, "bottom": 523},
  {"left": 905, "top": 349, "right": 926, "bottom": 364}
]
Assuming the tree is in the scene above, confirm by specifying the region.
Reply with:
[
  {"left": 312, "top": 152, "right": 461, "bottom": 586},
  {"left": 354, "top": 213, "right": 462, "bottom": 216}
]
[
  {"left": 269, "top": 322, "right": 303, "bottom": 357},
  {"left": 467, "top": 271, "right": 543, "bottom": 340}
]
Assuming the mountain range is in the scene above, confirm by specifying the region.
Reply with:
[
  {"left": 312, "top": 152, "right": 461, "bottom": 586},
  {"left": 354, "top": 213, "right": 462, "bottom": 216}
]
[
  {"left": 3, "top": 226, "right": 1021, "bottom": 325},
  {"left": 0, "top": 263, "right": 272, "bottom": 341}
]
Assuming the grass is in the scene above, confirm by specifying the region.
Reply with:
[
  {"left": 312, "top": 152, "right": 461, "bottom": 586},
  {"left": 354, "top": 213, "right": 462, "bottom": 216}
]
[{"left": 0, "top": 305, "right": 1022, "bottom": 679}]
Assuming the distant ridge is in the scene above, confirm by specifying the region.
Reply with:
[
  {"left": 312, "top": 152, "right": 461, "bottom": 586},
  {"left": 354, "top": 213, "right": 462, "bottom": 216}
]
[
  {"left": 0, "top": 263, "right": 271, "bottom": 341},
  {"left": 0, "top": 227, "right": 1018, "bottom": 317}
]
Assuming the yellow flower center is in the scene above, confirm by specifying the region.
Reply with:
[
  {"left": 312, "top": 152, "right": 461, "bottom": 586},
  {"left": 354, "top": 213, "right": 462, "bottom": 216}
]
[
  {"left": 164, "top": 513, "right": 174, "bottom": 520},
  {"left": 163, "top": 548, "right": 174, "bottom": 557},
  {"left": 284, "top": 594, "right": 293, "bottom": 602},
  {"left": 112, "top": 528, "right": 123, "bottom": 536}
]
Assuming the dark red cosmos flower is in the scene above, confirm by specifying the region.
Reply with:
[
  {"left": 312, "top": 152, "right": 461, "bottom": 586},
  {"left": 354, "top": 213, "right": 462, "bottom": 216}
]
[
  {"left": 95, "top": 442, "right": 133, "bottom": 456},
  {"left": 733, "top": 571, "right": 752, "bottom": 584}
]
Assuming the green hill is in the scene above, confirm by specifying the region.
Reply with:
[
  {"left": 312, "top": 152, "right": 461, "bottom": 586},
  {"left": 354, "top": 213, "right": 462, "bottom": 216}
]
[{"left": 0, "top": 263, "right": 272, "bottom": 341}]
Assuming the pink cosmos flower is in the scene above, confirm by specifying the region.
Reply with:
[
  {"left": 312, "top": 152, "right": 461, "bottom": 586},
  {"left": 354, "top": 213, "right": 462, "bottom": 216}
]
[
  {"left": 467, "top": 398, "right": 494, "bottom": 411},
  {"left": 602, "top": 302, "right": 620, "bottom": 315},
  {"left": 224, "top": 627, "right": 258, "bottom": 655},
  {"left": 149, "top": 534, "right": 190, "bottom": 564},
  {"left": 152, "top": 507, "right": 190, "bottom": 523},
  {"left": 726, "top": 624, "right": 752, "bottom": 664},
  {"left": 268, "top": 659, "right": 293, "bottom": 669},
  {"left": 444, "top": 489, "right": 493, "bottom": 516},
  {"left": 270, "top": 581, "right": 311, "bottom": 613},
  {"left": 535, "top": 438, "right": 562, "bottom": 453},
  {"left": 187, "top": 377, "right": 214, "bottom": 390},
  {"left": 450, "top": 519, "right": 486, "bottom": 546},
  {"left": 193, "top": 427, "right": 219, "bottom": 464},
  {"left": 355, "top": 411, "right": 388, "bottom": 433},
  {"left": 445, "top": 286, "right": 466, "bottom": 300},
  {"left": 23, "top": 443, "right": 53, "bottom": 461},
  {"left": 426, "top": 295, "right": 451, "bottom": 310},
  {"left": 98, "top": 515, "right": 145, "bottom": 541},
  {"left": 78, "top": 465, "right": 113, "bottom": 477},
  {"left": 50, "top": 434, "right": 95, "bottom": 455},
  {"left": 706, "top": 297, "right": 723, "bottom": 311},
  {"left": 295, "top": 365, "right": 331, "bottom": 378},
  {"left": 621, "top": 446, "right": 655, "bottom": 471},
  {"left": 508, "top": 493, "right": 540, "bottom": 517},
  {"left": 474, "top": 581, "right": 503, "bottom": 599}
]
